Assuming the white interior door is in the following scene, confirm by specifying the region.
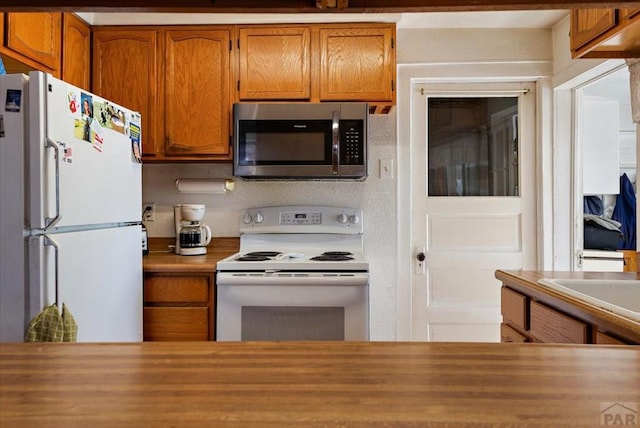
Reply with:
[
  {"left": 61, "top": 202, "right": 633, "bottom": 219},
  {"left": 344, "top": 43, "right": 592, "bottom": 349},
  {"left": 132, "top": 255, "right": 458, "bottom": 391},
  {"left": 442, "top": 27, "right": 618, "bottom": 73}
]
[{"left": 411, "top": 82, "right": 537, "bottom": 342}]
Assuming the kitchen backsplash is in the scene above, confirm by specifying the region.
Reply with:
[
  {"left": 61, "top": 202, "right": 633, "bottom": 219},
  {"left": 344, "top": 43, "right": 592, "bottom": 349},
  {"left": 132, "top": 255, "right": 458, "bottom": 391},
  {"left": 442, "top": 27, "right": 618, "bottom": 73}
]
[
  {"left": 142, "top": 113, "right": 397, "bottom": 240},
  {"left": 142, "top": 112, "right": 398, "bottom": 340}
]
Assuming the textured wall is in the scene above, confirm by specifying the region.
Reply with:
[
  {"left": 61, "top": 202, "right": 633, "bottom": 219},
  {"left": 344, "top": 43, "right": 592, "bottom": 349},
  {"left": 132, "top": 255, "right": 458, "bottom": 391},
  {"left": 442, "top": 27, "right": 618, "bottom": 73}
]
[{"left": 142, "top": 113, "right": 398, "bottom": 340}]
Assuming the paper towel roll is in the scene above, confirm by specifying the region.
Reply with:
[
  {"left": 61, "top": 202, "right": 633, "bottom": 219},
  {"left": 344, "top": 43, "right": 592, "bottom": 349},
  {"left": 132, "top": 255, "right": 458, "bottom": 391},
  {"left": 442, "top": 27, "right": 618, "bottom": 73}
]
[{"left": 175, "top": 178, "right": 234, "bottom": 194}]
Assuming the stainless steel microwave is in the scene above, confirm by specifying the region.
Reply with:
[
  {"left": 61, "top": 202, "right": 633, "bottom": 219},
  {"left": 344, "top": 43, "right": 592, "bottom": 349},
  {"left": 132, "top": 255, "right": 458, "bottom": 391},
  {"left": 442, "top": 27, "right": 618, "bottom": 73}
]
[{"left": 233, "top": 102, "right": 368, "bottom": 180}]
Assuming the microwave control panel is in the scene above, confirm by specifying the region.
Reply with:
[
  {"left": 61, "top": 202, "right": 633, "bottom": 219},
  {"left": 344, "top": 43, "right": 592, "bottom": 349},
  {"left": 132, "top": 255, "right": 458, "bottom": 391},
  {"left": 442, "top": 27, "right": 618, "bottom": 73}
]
[{"left": 340, "top": 120, "right": 365, "bottom": 165}]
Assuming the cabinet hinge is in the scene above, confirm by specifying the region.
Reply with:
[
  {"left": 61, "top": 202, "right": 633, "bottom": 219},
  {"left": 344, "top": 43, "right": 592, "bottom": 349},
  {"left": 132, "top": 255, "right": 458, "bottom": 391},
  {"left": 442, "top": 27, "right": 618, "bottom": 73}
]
[
  {"left": 229, "top": 40, "right": 232, "bottom": 51},
  {"left": 391, "top": 37, "right": 394, "bottom": 49},
  {"left": 237, "top": 39, "right": 240, "bottom": 50}
]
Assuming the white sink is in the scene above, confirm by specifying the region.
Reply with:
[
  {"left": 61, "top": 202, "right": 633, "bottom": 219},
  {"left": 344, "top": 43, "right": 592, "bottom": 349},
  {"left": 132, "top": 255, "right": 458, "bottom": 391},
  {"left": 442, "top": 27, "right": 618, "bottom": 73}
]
[{"left": 536, "top": 279, "right": 640, "bottom": 322}]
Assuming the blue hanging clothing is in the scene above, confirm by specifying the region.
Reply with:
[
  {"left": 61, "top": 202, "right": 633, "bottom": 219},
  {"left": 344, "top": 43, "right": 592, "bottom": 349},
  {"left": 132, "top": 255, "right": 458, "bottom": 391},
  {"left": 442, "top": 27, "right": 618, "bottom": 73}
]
[
  {"left": 612, "top": 173, "right": 636, "bottom": 250},
  {"left": 583, "top": 195, "right": 604, "bottom": 215}
]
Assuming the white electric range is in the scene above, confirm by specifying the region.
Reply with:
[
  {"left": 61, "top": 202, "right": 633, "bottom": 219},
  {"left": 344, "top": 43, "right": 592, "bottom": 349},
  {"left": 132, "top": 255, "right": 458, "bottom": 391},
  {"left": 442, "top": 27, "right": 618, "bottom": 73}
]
[{"left": 216, "top": 205, "right": 369, "bottom": 341}]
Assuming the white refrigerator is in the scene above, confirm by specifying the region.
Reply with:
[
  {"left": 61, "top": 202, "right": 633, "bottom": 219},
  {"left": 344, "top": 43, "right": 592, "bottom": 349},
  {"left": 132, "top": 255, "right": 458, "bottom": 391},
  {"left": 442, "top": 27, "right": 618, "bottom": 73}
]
[{"left": 0, "top": 71, "right": 143, "bottom": 342}]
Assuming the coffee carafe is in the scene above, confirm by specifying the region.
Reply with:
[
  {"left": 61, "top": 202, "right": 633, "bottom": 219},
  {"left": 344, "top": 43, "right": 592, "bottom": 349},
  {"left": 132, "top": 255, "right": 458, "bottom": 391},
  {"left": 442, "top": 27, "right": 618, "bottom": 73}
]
[{"left": 174, "top": 204, "right": 212, "bottom": 256}]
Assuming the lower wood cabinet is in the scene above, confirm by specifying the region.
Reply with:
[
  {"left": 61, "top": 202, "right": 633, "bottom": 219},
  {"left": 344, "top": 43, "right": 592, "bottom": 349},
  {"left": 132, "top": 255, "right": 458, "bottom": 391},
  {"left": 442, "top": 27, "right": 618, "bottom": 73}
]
[
  {"left": 529, "top": 300, "right": 588, "bottom": 344},
  {"left": 143, "top": 272, "right": 215, "bottom": 341},
  {"left": 500, "top": 284, "right": 639, "bottom": 345}
]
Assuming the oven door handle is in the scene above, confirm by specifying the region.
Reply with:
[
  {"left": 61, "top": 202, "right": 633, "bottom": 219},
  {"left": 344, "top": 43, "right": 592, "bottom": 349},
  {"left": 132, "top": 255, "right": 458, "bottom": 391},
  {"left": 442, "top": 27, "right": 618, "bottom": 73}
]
[{"left": 217, "top": 272, "right": 369, "bottom": 287}]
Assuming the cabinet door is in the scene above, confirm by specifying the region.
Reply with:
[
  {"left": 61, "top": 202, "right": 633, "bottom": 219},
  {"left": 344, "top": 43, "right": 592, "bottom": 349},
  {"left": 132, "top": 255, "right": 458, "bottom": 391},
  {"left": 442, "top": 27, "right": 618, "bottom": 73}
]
[
  {"left": 319, "top": 25, "right": 394, "bottom": 102},
  {"left": 92, "top": 29, "right": 158, "bottom": 158},
  {"left": 238, "top": 26, "right": 311, "bottom": 100},
  {"left": 570, "top": 9, "right": 617, "bottom": 51},
  {"left": 164, "top": 29, "right": 231, "bottom": 157},
  {"left": 61, "top": 13, "right": 90, "bottom": 91},
  {"left": 143, "top": 307, "right": 209, "bottom": 341},
  {"left": 5, "top": 12, "right": 62, "bottom": 71},
  {"left": 621, "top": 8, "right": 640, "bottom": 20},
  {"left": 0, "top": 14, "right": 4, "bottom": 47},
  {"left": 530, "top": 301, "right": 588, "bottom": 344}
]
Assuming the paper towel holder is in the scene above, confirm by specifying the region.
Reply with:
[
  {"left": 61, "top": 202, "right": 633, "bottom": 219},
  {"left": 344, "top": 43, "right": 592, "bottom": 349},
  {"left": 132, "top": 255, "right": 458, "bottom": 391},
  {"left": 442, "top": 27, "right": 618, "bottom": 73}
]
[{"left": 175, "top": 178, "right": 235, "bottom": 194}]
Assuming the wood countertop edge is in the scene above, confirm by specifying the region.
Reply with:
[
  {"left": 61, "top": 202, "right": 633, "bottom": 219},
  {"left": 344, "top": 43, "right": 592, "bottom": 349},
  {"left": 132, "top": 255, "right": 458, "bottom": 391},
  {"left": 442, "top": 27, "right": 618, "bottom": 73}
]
[
  {"left": 143, "top": 237, "right": 239, "bottom": 272},
  {"left": 2, "top": 342, "right": 639, "bottom": 427},
  {"left": 142, "top": 251, "right": 236, "bottom": 273},
  {"left": 495, "top": 269, "right": 640, "bottom": 338}
]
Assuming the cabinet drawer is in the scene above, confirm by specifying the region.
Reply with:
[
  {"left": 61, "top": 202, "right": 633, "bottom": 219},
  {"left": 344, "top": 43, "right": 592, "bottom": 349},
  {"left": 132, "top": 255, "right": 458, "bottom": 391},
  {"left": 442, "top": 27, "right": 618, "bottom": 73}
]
[
  {"left": 144, "top": 276, "right": 209, "bottom": 303},
  {"left": 500, "top": 323, "right": 528, "bottom": 343},
  {"left": 595, "top": 331, "right": 631, "bottom": 345},
  {"left": 501, "top": 287, "right": 528, "bottom": 330},
  {"left": 143, "top": 307, "right": 209, "bottom": 341},
  {"left": 530, "top": 301, "right": 588, "bottom": 344}
]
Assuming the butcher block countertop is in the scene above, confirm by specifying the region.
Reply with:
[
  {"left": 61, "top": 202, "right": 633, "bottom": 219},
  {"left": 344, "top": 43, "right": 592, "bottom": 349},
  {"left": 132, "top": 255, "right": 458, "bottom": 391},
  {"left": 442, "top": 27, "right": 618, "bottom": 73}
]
[
  {"left": 1, "top": 342, "right": 639, "bottom": 427},
  {"left": 143, "top": 237, "right": 239, "bottom": 272}
]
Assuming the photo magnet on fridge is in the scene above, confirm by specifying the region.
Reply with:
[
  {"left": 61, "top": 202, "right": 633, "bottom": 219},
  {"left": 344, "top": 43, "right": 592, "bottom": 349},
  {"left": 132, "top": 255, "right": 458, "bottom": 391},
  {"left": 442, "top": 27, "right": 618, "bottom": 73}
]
[{"left": 5, "top": 89, "right": 21, "bottom": 112}]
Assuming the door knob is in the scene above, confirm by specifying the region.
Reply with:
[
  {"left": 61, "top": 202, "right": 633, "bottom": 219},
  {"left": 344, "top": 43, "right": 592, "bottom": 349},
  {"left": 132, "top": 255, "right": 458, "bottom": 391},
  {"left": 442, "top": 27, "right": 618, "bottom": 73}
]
[{"left": 416, "top": 252, "right": 425, "bottom": 262}]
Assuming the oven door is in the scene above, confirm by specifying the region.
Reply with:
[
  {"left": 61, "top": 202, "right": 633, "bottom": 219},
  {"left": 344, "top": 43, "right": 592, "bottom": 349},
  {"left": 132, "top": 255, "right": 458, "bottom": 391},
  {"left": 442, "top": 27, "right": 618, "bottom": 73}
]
[{"left": 216, "top": 272, "right": 369, "bottom": 341}]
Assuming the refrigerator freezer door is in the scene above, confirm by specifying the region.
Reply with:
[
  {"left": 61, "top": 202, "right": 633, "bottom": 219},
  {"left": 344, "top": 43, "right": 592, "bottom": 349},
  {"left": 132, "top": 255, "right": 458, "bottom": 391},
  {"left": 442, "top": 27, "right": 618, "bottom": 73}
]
[
  {"left": 29, "top": 226, "right": 143, "bottom": 342},
  {"left": 27, "top": 71, "right": 142, "bottom": 230}
]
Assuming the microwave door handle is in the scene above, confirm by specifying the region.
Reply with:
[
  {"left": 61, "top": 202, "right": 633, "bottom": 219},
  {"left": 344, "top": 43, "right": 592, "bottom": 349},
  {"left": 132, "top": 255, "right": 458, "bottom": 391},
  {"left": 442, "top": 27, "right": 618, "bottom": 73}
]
[{"left": 332, "top": 110, "right": 340, "bottom": 175}]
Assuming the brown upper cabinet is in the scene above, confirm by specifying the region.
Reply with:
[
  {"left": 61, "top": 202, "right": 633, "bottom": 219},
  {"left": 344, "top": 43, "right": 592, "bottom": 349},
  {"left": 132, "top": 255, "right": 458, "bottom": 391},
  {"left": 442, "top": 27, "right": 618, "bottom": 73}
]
[
  {"left": 0, "top": 12, "right": 62, "bottom": 77},
  {"left": 571, "top": 8, "right": 640, "bottom": 58},
  {"left": 92, "top": 27, "right": 232, "bottom": 162},
  {"left": 237, "top": 26, "right": 311, "bottom": 100},
  {"left": 61, "top": 13, "right": 90, "bottom": 91},
  {"left": 163, "top": 28, "right": 232, "bottom": 159},
  {"left": 92, "top": 28, "right": 159, "bottom": 160},
  {"left": 319, "top": 24, "right": 395, "bottom": 105},
  {"left": 236, "top": 23, "right": 396, "bottom": 112}
]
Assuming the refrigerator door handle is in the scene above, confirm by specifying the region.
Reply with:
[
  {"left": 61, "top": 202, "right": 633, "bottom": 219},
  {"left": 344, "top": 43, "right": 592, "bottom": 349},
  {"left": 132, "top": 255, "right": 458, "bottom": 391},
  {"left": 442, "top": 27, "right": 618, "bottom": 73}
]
[
  {"left": 43, "top": 235, "right": 59, "bottom": 308},
  {"left": 44, "top": 138, "right": 61, "bottom": 230}
]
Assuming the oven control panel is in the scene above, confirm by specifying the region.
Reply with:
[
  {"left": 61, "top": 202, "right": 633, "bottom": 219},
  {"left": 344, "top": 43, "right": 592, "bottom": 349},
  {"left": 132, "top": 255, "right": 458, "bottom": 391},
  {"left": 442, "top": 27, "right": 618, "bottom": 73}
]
[
  {"left": 239, "top": 206, "right": 363, "bottom": 234},
  {"left": 280, "top": 211, "right": 322, "bottom": 225}
]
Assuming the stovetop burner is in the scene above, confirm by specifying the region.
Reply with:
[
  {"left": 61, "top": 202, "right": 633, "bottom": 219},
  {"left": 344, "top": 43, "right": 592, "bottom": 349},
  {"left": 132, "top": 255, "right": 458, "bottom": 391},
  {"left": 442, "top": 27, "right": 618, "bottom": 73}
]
[
  {"left": 245, "top": 251, "right": 282, "bottom": 257},
  {"left": 322, "top": 251, "right": 353, "bottom": 256},
  {"left": 235, "top": 255, "right": 271, "bottom": 262},
  {"left": 310, "top": 254, "right": 355, "bottom": 261}
]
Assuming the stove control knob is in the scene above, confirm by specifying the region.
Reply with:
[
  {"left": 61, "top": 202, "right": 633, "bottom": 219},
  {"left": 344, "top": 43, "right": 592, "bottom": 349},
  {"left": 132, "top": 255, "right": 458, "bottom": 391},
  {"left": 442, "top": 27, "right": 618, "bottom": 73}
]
[
  {"left": 338, "top": 213, "right": 348, "bottom": 224},
  {"left": 254, "top": 212, "right": 264, "bottom": 224},
  {"left": 242, "top": 212, "right": 253, "bottom": 224},
  {"left": 349, "top": 214, "right": 360, "bottom": 224}
]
